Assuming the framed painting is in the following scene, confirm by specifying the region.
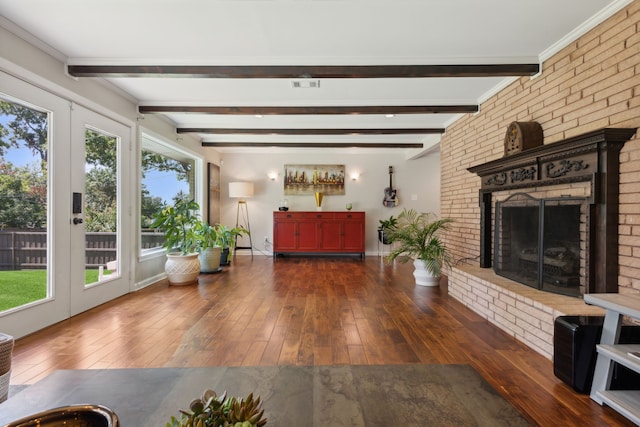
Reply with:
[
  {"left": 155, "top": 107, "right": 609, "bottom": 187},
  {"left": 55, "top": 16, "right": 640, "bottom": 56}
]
[
  {"left": 207, "top": 163, "right": 221, "bottom": 225},
  {"left": 284, "top": 164, "right": 345, "bottom": 196}
]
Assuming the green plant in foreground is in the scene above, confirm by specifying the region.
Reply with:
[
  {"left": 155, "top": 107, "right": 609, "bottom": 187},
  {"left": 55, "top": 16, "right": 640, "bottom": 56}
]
[{"left": 167, "top": 389, "right": 267, "bottom": 427}]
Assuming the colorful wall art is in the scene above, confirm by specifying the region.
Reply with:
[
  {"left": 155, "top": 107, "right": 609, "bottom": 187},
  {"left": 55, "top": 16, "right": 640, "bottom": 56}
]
[{"left": 284, "top": 164, "right": 346, "bottom": 196}]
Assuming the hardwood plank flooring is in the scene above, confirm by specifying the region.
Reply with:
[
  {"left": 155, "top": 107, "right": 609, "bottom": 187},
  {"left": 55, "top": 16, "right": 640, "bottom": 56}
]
[{"left": 8, "top": 256, "right": 635, "bottom": 426}]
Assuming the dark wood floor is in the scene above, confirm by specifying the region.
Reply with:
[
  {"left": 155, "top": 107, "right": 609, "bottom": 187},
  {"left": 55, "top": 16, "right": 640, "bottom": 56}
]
[{"left": 9, "top": 256, "right": 635, "bottom": 426}]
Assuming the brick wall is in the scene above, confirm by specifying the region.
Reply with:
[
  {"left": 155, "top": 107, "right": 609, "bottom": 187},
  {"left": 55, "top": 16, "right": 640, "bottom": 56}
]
[{"left": 441, "top": 2, "right": 640, "bottom": 294}]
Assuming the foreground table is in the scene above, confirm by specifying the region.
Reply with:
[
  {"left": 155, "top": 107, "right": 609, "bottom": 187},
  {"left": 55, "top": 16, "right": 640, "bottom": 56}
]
[{"left": 0, "top": 365, "right": 528, "bottom": 426}]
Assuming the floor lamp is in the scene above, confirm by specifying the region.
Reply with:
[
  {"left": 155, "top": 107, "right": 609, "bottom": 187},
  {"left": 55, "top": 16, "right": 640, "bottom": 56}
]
[{"left": 229, "top": 181, "right": 254, "bottom": 259}]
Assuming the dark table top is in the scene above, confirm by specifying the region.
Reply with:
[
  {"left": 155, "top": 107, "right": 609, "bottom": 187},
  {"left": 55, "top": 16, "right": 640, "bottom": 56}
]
[{"left": 0, "top": 365, "right": 529, "bottom": 426}]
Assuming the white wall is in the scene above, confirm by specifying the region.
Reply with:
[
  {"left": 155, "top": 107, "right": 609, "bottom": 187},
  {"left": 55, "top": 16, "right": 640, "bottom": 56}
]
[{"left": 218, "top": 149, "right": 440, "bottom": 255}]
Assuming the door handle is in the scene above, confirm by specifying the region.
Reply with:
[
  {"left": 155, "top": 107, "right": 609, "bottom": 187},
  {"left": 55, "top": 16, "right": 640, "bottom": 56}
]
[{"left": 73, "top": 217, "right": 84, "bottom": 225}]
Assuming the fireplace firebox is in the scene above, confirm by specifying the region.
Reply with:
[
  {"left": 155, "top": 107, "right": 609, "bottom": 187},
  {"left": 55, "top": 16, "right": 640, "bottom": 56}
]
[
  {"left": 468, "top": 128, "right": 637, "bottom": 296},
  {"left": 494, "top": 193, "right": 586, "bottom": 297}
]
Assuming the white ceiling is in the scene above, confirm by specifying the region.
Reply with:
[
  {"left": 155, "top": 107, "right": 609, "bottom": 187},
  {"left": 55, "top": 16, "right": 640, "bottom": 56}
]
[{"left": 0, "top": 0, "right": 630, "bottom": 154}]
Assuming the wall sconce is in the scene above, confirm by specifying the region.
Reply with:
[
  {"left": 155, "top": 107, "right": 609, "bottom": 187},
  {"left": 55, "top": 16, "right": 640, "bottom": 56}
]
[
  {"left": 268, "top": 172, "right": 278, "bottom": 181},
  {"left": 350, "top": 172, "right": 360, "bottom": 181}
]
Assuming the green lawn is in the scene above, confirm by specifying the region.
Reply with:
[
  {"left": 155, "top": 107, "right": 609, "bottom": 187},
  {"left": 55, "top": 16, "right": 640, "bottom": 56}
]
[{"left": 0, "top": 269, "right": 109, "bottom": 312}]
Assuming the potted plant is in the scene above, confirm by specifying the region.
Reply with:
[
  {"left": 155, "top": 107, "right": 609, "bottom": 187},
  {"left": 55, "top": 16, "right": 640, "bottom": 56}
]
[
  {"left": 166, "top": 389, "right": 266, "bottom": 427},
  {"left": 193, "top": 221, "right": 222, "bottom": 273},
  {"left": 386, "top": 208, "right": 454, "bottom": 286},
  {"left": 150, "top": 198, "right": 201, "bottom": 285},
  {"left": 215, "top": 224, "right": 250, "bottom": 266},
  {"left": 378, "top": 215, "right": 398, "bottom": 244}
]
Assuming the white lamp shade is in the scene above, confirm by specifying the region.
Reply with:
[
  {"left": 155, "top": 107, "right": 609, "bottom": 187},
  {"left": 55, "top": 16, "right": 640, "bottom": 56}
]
[{"left": 229, "top": 182, "right": 254, "bottom": 198}]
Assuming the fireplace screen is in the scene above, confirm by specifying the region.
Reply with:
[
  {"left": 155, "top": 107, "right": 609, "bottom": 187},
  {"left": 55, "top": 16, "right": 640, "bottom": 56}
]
[{"left": 494, "top": 193, "right": 586, "bottom": 297}]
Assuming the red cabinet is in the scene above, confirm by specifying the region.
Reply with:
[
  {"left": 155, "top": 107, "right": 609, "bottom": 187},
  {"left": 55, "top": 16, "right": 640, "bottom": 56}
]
[
  {"left": 297, "top": 219, "right": 320, "bottom": 251},
  {"left": 273, "top": 211, "right": 365, "bottom": 257}
]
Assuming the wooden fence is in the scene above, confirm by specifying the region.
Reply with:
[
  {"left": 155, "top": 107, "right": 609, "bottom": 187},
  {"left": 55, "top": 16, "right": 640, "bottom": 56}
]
[{"left": 0, "top": 230, "right": 163, "bottom": 270}]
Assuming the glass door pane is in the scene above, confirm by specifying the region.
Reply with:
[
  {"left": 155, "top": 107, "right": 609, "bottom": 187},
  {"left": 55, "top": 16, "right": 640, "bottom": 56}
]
[
  {"left": 0, "top": 99, "right": 49, "bottom": 311},
  {"left": 84, "top": 128, "right": 118, "bottom": 286}
]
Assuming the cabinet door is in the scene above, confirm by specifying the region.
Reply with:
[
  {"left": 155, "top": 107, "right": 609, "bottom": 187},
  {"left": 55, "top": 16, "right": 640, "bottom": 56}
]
[
  {"left": 343, "top": 218, "right": 365, "bottom": 251},
  {"left": 298, "top": 220, "right": 320, "bottom": 250},
  {"left": 274, "top": 220, "right": 298, "bottom": 251},
  {"left": 320, "top": 220, "right": 342, "bottom": 250}
]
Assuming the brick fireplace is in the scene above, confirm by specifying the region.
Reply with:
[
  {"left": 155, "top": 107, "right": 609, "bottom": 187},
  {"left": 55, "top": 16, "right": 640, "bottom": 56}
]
[
  {"left": 447, "top": 128, "right": 637, "bottom": 359},
  {"left": 468, "top": 127, "right": 636, "bottom": 295}
]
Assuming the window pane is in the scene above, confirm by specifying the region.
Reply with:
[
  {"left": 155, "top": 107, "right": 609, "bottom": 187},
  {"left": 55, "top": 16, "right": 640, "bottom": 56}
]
[
  {"left": 140, "top": 136, "right": 195, "bottom": 252},
  {"left": 85, "top": 128, "right": 118, "bottom": 285},
  {"left": 0, "top": 98, "right": 49, "bottom": 312}
]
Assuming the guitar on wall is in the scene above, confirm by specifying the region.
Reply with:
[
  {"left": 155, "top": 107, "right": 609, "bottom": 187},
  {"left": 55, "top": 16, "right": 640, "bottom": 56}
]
[{"left": 383, "top": 166, "right": 399, "bottom": 207}]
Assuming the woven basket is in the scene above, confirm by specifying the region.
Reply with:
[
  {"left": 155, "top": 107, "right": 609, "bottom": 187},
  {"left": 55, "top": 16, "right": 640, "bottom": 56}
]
[
  {"left": 0, "top": 369, "right": 10, "bottom": 403},
  {"left": 0, "top": 333, "right": 14, "bottom": 376}
]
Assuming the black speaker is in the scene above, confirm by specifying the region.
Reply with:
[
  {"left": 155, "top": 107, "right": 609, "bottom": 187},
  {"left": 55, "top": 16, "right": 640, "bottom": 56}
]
[{"left": 553, "top": 315, "right": 640, "bottom": 394}]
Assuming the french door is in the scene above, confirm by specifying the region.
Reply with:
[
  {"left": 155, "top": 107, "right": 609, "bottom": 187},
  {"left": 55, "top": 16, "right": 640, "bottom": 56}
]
[
  {"left": 69, "top": 105, "right": 131, "bottom": 315},
  {"left": 0, "top": 72, "right": 132, "bottom": 337}
]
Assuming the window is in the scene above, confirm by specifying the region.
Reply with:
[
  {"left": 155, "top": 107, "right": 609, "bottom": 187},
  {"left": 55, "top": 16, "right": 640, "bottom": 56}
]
[{"left": 140, "top": 133, "right": 198, "bottom": 254}]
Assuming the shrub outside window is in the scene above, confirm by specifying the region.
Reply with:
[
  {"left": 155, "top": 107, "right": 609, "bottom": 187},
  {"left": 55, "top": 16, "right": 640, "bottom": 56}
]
[{"left": 140, "top": 134, "right": 196, "bottom": 254}]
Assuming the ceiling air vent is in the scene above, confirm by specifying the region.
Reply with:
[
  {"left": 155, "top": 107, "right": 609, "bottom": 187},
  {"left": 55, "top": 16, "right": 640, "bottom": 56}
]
[{"left": 291, "top": 79, "right": 321, "bottom": 89}]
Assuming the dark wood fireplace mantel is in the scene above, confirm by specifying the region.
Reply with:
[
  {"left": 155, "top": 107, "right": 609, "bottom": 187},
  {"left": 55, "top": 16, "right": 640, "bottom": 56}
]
[{"left": 468, "top": 127, "right": 637, "bottom": 294}]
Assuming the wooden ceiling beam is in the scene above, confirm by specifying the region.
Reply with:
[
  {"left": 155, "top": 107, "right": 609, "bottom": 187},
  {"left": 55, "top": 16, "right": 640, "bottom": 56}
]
[
  {"left": 178, "top": 128, "right": 444, "bottom": 135},
  {"left": 69, "top": 64, "right": 539, "bottom": 78},
  {"left": 202, "top": 142, "right": 424, "bottom": 148},
  {"left": 139, "top": 105, "right": 478, "bottom": 115}
]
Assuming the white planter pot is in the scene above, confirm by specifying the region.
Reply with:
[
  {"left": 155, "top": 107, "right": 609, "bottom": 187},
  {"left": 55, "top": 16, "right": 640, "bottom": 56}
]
[
  {"left": 165, "top": 253, "right": 200, "bottom": 285},
  {"left": 413, "top": 259, "right": 440, "bottom": 287},
  {"left": 198, "top": 246, "right": 222, "bottom": 273}
]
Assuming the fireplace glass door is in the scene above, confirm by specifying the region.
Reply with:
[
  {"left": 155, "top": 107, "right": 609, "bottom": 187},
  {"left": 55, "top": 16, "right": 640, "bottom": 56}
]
[{"left": 494, "top": 193, "right": 585, "bottom": 297}]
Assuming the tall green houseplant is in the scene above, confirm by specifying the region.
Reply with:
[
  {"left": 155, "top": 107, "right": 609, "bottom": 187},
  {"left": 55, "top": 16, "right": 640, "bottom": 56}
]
[
  {"left": 150, "top": 198, "right": 201, "bottom": 255},
  {"left": 386, "top": 208, "right": 454, "bottom": 283},
  {"left": 150, "top": 199, "right": 203, "bottom": 285}
]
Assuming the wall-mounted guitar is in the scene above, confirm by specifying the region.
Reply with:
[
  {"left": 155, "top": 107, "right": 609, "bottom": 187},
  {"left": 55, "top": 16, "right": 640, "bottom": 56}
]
[{"left": 383, "top": 166, "right": 399, "bottom": 207}]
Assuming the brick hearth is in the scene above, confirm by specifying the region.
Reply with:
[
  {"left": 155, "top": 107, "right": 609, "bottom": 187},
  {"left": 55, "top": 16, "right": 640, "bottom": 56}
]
[{"left": 448, "top": 265, "right": 604, "bottom": 360}]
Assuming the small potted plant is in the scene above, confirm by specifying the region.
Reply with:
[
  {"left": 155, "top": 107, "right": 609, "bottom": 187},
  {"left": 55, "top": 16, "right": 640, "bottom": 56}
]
[
  {"left": 193, "top": 221, "right": 222, "bottom": 273},
  {"left": 166, "top": 389, "right": 267, "bottom": 427},
  {"left": 378, "top": 215, "right": 398, "bottom": 244},
  {"left": 150, "top": 198, "right": 201, "bottom": 285},
  {"left": 215, "top": 224, "right": 250, "bottom": 266},
  {"left": 386, "top": 208, "right": 453, "bottom": 286}
]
